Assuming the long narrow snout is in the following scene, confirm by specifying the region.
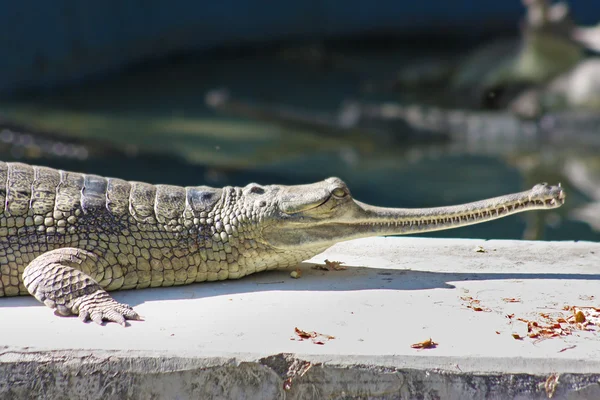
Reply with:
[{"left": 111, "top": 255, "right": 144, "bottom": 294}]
[
  {"left": 263, "top": 183, "right": 565, "bottom": 251},
  {"left": 348, "top": 183, "right": 565, "bottom": 236}
]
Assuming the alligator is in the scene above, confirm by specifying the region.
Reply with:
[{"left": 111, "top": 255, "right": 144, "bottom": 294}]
[{"left": 0, "top": 162, "right": 565, "bottom": 325}]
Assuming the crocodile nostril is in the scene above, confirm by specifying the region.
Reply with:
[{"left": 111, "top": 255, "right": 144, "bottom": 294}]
[{"left": 250, "top": 186, "right": 265, "bottom": 194}]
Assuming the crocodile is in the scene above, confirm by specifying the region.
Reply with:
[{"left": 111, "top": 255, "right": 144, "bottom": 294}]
[
  {"left": 363, "top": 0, "right": 583, "bottom": 110},
  {"left": 206, "top": 89, "right": 600, "bottom": 153},
  {"left": 0, "top": 117, "right": 142, "bottom": 162},
  {"left": 205, "top": 89, "right": 451, "bottom": 144},
  {"left": 343, "top": 101, "right": 600, "bottom": 151},
  {"left": 0, "top": 161, "right": 565, "bottom": 325}
]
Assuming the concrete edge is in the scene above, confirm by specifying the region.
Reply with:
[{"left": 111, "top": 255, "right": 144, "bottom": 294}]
[{"left": 2, "top": 347, "right": 600, "bottom": 399}]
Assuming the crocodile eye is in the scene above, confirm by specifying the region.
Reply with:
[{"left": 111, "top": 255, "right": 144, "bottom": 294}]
[{"left": 332, "top": 187, "right": 347, "bottom": 198}]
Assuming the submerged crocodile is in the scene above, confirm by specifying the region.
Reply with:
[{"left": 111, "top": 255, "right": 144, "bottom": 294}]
[
  {"left": 0, "top": 118, "right": 142, "bottom": 162},
  {"left": 206, "top": 89, "right": 600, "bottom": 153},
  {"left": 0, "top": 162, "right": 565, "bottom": 325}
]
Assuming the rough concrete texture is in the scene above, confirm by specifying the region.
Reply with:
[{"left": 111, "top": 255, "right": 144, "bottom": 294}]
[{"left": 1, "top": 237, "right": 599, "bottom": 399}]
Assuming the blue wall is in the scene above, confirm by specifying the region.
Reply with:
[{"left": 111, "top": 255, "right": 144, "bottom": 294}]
[{"left": 2, "top": 1, "right": 599, "bottom": 94}]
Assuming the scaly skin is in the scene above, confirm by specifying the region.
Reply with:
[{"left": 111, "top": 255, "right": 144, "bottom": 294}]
[{"left": 0, "top": 161, "right": 565, "bottom": 325}]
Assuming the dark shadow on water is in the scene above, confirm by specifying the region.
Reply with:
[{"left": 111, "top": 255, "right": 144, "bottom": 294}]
[{"left": 2, "top": 263, "right": 599, "bottom": 308}]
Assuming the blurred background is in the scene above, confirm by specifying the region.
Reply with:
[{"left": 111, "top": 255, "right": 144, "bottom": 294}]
[{"left": 1, "top": 0, "right": 600, "bottom": 241}]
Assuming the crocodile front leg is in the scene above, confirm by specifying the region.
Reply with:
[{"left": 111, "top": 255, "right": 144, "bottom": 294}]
[{"left": 23, "top": 248, "right": 141, "bottom": 326}]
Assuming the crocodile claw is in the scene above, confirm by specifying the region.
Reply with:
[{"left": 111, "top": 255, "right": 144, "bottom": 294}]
[{"left": 75, "top": 290, "right": 142, "bottom": 326}]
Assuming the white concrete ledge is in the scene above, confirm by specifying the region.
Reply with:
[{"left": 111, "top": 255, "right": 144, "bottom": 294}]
[{"left": 1, "top": 237, "right": 600, "bottom": 399}]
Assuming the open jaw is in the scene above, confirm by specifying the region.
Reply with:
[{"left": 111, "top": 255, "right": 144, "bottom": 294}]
[{"left": 264, "top": 183, "right": 566, "bottom": 250}]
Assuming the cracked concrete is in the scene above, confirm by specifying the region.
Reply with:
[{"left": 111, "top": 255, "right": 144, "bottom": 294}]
[{"left": 1, "top": 237, "right": 599, "bottom": 399}]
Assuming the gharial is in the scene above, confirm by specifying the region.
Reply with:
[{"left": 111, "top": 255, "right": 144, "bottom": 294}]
[{"left": 0, "top": 161, "right": 565, "bottom": 325}]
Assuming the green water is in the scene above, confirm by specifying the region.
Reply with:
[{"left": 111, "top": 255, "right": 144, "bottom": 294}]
[{"left": 0, "top": 47, "right": 598, "bottom": 242}]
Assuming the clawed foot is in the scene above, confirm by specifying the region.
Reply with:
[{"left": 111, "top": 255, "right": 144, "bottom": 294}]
[
  {"left": 24, "top": 248, "right": 144, "bottom": 327},
  {"left": 67, "top": 290, "right": 142, "bottom": 326}
]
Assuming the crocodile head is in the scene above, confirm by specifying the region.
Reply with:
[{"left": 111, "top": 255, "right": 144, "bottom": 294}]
[{"left": 243, "top": 177, "right": 566, "bottom": 252}]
